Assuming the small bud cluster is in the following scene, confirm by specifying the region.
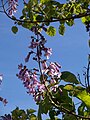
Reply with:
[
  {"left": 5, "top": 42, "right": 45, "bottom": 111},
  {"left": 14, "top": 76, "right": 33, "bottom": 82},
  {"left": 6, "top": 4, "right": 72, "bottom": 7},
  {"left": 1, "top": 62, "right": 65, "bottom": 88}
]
[
  {"left": 8, "top": 0, "right": 18, "bottom": 16},
  {"left": 17, "top": 26, "right": 62, "bottom": 102}
]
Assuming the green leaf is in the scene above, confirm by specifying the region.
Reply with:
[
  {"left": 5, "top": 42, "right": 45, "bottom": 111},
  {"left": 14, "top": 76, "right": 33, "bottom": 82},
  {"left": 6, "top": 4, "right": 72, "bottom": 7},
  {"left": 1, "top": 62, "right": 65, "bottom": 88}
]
[
  {"left": 66, "top": 19, "right": 74, "bottom": 26},
  {"left": 37, "top": 104, "right": 42, "bottom": 120},
  {"left": 64, "top": 84, "right": 74, "bottom": 91},
  {"left": 30, "top": 114, "right": 37, "bottom": 120},
  {"left": 64, "top": 114, "right": 77, "bottom": 120},
  {"left": 46, "top": 26, "right": 56, "bottom": 36},
  {"left": 27, "top": 109, "right": 36, "bottom": 114},
  {"left": 40, "top": 0, "right": 51, "bottom": 4},
  {"left": 39, "top": 96, "right": 52, "bottom": 114},
  {"left": 36, "top": 15, "right": 44, "bottom": 21},
  {"left": 76, "top": 89, "right": 90, "bottom": 108},
  {"left": 81, "top": 17, "right": 86, "bottom": 24},
  {"left": 11, "top": 26, "right": 18, "bottom": 34},
  {"left": 78, "top": 102, "right": 85, "bottom": 115},
  {"left": 61, "top": 71, "right": 79, "bottom": 84},
  {"left": 58, "top": 24, "right": 65, "bottom": 35}
]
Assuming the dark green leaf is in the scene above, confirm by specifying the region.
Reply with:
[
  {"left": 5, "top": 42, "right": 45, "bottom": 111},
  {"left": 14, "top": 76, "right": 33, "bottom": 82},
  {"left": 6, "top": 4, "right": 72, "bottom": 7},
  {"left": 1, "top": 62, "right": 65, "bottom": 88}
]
[
  {"left": 78, "top": 102, "right": 85, "bottom": 115},
  {"left": 61, "top": 71, "right": 79, "bottom": 84},
  {"left": 36, "top": 15, "right": 44, "bottom": 21},
  {"left": 66, "top": 19, "right": 74, "bottom": 26},
  {"left": 11, "top": 26, "right": 18, "bottom": 34},
  {"left": 63, "top": 114, "right": 77, "bottom": 120},
  {"left": 37, "top": 104, "right": 42, "bottom": 120},
  {"left": 58, "top": 24, "right": 65, "bottom": 35}
]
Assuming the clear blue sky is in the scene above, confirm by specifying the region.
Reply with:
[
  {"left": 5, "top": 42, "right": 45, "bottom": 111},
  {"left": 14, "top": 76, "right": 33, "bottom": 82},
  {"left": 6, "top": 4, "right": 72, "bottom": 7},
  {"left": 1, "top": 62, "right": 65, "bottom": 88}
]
[{"left": 0, "top": 0, "right": 89, "bottom": 119}]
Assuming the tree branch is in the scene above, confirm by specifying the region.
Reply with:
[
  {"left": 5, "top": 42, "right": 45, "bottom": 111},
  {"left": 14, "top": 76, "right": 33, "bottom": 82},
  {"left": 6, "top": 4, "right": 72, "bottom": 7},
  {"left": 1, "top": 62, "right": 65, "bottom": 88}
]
[{"left": 1, "top": 0, "right": 90, "bottom": 24}]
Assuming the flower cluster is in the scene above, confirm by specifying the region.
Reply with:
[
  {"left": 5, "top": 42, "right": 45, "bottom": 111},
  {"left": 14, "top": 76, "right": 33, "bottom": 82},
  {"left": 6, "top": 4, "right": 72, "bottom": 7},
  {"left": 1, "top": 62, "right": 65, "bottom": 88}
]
[
  {"left": 17, "top": 26, "right": 62, "bottom": 102},
  {"left": 27, "top": 33, "right": 52, "bottom": 60},
  {"left": 41, "top": 61, "right": 61, "bottom": 78},
  {"left": 17, "top": 65, "right": 46, "bottom": 102},
  {"left": 8, "top": 0, "right": 18, "bottom": 16}
]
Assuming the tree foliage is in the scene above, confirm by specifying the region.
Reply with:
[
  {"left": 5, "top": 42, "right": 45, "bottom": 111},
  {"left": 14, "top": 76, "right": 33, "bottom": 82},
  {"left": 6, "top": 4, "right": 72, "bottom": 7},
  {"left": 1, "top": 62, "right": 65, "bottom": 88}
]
[{"left": 0, "top": 0, "right": 90, "bottom": 120}]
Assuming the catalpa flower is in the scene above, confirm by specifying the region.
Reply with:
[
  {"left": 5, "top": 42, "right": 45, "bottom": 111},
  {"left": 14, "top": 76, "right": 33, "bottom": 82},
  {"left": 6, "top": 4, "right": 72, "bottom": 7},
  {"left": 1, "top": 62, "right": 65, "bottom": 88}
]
[
  {"left": 17, "top": 66, "right": 46, "bottom": 102},
  {"left": 48, "top": 62, "right": 61, "bottom": 78},
  {"left": 41, "top": 61, "right": 61, "bottom": 78},
  {"left": 44, "top": 48, "right": 52, "bottom": 59},
  {"left": 8, "top": 0, "right": 18, "bottom": 16}
]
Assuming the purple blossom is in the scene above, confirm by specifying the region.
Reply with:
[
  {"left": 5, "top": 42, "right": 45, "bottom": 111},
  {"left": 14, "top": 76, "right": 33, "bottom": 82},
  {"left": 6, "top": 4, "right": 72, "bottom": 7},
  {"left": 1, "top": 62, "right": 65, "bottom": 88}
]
[
  {"left": 8, "top": 0, "right": 18, "bottom": 16},
  {"left": 0, "top": 74, "right": 3, "bottom": 85},
  {"left": 48, "top": 62, "right": 62, "bottom": 78},
  {"left": 50, "top": 78, "right": 58, "bottom": 92},
  {"left": 44, "top": 48, "right": 52, "bottom": 59},
  {"left": 17, "top": 66, "right": 46, "bottom": 102},
  {"left": 41, "top": 60, "right": 48, "bottom": 73},
  {"left": 29, "top": 41, "right": 39, "bottom": 49}
]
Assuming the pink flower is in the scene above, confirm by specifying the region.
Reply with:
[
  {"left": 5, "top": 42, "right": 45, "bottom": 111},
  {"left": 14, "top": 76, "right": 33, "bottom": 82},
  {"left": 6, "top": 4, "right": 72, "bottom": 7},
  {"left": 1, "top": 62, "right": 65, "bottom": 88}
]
[
  {"left": 44, "top": 48, "right": 52, "bottom": 59},
  {"left": 0, "top": 74, "right": 3, "bottom": 85},
  {"left": 50, "top": 78, "right": 58, "bottom": 92},
  {"left": 29, "top": 41, "right": 39, "bottom": 49},
  {"left": 48, "top": 62, "right": 61, "bottom": 78},
  {"left": 38, "top": 84, "right": 45, "bottom": 92},
  {"left": 41, "top": 60, "right": 48, "bottom": 73},
  {"left": 8, "top": 0, "right": 18, "bottom": 16},
  {"left": 28, "top": 84, "right": 35, "bottom": 95}
]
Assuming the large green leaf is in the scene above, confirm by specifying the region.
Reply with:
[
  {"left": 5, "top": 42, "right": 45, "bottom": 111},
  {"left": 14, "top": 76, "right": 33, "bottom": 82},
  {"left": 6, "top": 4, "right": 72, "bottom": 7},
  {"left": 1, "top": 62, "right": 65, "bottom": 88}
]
[
  {"left": 76, "top": 89, "right": 90, "bottom": 108},
  {"left": 61, "top": 71, "right": 79, "bottom": 84}
]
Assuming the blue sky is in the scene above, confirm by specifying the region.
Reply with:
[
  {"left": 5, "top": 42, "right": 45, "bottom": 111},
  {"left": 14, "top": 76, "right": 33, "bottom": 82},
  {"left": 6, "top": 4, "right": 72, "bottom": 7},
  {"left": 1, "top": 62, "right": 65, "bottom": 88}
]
[{"left": 0, "top": 0, "right": 90, "bottom": 119}]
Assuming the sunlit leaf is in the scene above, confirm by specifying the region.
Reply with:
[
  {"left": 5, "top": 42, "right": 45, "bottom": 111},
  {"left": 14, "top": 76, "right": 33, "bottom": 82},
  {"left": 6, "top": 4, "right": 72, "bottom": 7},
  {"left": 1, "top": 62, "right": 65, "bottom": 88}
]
[
  {"left": 64, "top": 84, "right": 74, "bottom": 91},
  {"left": 81, "top": 17, "right": 86, "bottom": 24},
  {"left": 46, "top": 26, "right": 56, "bottom": 36},
  {"left": 76, "top": 89, "right": 90, "bottom": 108},
  {"left": 40, "top": 0, "right": 51, "bottom": 3}
]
